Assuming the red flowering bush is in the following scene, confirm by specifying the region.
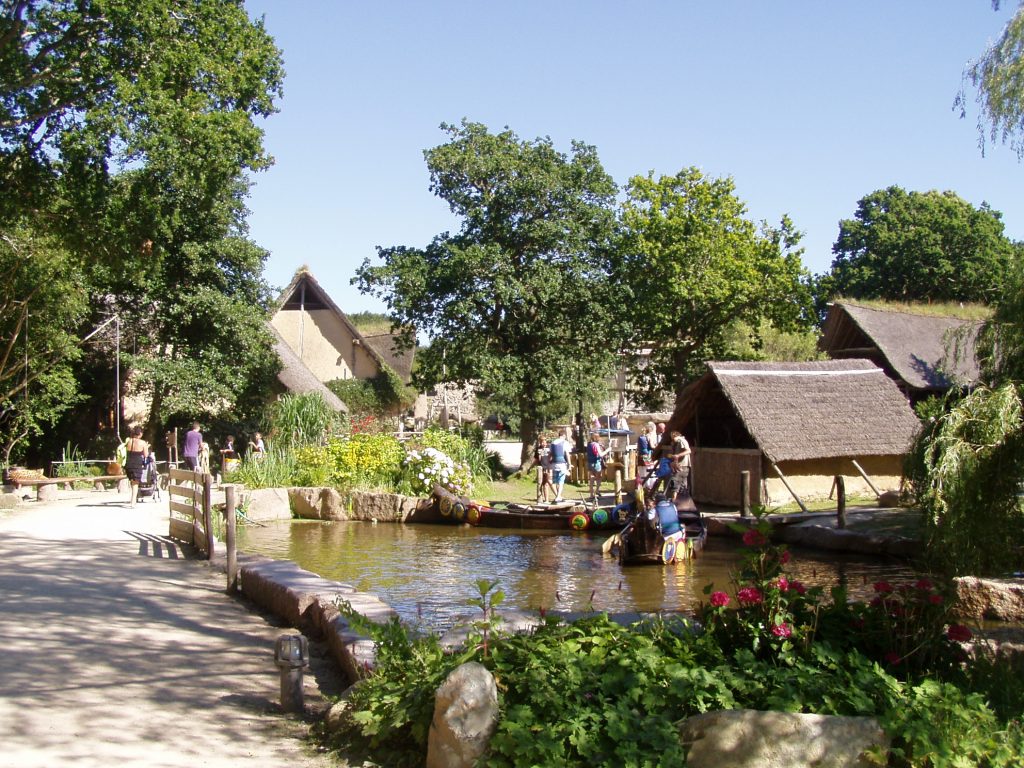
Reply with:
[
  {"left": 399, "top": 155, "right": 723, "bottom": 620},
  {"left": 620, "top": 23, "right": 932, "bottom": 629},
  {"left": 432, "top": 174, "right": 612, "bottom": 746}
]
[{"left": 701, "top": 511, "right": 974, "bottom": 678}]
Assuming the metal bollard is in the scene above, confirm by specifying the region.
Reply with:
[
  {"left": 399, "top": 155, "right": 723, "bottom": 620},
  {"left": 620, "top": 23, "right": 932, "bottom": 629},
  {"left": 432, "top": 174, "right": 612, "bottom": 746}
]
[{"left": 274, "top": 634, "right": 309, "bottom": 713}]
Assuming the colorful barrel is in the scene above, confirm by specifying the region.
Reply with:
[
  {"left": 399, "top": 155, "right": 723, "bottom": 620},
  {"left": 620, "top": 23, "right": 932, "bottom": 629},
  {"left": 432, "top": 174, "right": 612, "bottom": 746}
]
[
  {"left": 453, "top": 501, "right": 466, "bottom": 522},
  {"left": 569, "top": 511, "right": 590, "bottom": 531},
  {"left": 439, "top": 495, "right": 454, "bottom": 516},
  {"left": 467, "top": 505, "right": 484, "bottom": 525},
  {"left": 591, "top": 508, "right": 609, "bottom": 527}
]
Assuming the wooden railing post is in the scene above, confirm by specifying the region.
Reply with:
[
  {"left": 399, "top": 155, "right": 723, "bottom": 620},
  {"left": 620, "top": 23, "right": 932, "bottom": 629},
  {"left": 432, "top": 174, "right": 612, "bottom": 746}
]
[
  {"left": 224, "top": 484, "right": 238, "bottom": 593},
  {"left": 740, "top": 470, "right": 751, "bottom": 517},
  {"left": 836, "top": 475, "right": 846, "bottom": 529},
  {"left": 202, "top": 473, "right": 214, "bottom": 558}
]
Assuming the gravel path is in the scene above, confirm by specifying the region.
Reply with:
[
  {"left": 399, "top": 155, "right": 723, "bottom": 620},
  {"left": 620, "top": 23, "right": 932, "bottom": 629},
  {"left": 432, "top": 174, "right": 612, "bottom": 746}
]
[{"left": 0, "top": 489, "right": 345, "bottom": 768}]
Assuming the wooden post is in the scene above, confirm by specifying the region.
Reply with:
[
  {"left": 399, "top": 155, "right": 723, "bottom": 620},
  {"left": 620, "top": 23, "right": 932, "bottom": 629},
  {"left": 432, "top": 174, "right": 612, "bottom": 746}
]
[
  {"left": 225, "top": 484, "right": 238, "bottom": 593},
  {"left": 740, "top": 471, "right": 751, "bottom": 517},
  {"left": 614, "top": 467, "right": 623, "bottom": 506},
  {"left": 535, "top": 465, "right": 543, "bottom": 503},
  {"left": 836, "top": 475, "right": 846, "bottom": 529},
  {"left": 202, "top": 472, "right": 215, "bottom": 558}
]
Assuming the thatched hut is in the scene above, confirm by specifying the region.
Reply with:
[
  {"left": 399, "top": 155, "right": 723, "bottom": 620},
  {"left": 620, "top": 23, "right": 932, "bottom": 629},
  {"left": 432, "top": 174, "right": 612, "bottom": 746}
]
[
  {"left": 268, "top": 324, "right": 347, "bottom": 412},
  {"left": 820, "top": 302, "right": 981, "bottom": 405},
  {"left": 670, "top": 360, "right": 922, "bottom": 508}
]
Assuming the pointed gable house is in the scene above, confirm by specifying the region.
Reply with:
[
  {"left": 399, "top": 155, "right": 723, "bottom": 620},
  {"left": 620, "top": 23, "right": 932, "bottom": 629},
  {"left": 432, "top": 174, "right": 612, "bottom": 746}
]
[
  {"left": 820, "top": 302, "right": 982, "bottom": 405},
  {"left": 670, "top": 360, "right": 922, "bottom": 508},
  {"left": 271, "top": 267, "right": 414, "bottom": 388}
]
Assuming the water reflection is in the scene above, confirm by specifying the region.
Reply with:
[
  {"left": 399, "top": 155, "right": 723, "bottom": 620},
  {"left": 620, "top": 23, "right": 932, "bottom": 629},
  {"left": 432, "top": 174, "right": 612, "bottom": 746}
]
[{"left": 236, "top": 521, "right": 917, "bottom": 630}]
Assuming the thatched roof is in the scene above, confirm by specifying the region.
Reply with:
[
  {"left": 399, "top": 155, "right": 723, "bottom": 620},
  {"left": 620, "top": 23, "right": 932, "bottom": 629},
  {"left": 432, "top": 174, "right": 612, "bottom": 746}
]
[
  {"left": 274, "top": 267, "right": 397, "bottom": 378},
  {"left": 820, "top": 302, "right": 981, "bottom": 393},
  {"left": 361, "top": 332, "right": 415, "bottom": 384},
  {"left": 676, "top": 360, "right": 921, "bottom": 463},
  {"left": 268, "top": 324, "right": 348, "bottom": 412}
]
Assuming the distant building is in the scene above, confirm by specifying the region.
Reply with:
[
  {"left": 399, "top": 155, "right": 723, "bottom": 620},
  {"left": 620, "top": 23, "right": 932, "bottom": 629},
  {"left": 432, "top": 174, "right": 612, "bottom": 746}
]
[
  {"left": 669, "top": 360, "right": 922, "bottom": 508},
  {"left": 820, "top": 302, "right": 982, "bottom": 405},
  {"left": 271, "top": 266, "right": 414, "bottom": 388}
]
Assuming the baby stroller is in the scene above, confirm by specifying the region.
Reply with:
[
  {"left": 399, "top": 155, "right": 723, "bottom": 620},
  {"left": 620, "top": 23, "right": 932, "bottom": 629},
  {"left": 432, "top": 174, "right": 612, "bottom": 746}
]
[{"left": 136, "top": 454, "right": 162, "bottom": 503}]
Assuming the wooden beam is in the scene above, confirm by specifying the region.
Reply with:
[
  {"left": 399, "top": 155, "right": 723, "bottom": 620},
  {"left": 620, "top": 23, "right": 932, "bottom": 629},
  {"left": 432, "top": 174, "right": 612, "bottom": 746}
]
[
  {"left": 770, "top": 462, "right": 809, "bottom": 514},
  {"left": 851, "top": 459, "right": 881, "bottom": 498}
]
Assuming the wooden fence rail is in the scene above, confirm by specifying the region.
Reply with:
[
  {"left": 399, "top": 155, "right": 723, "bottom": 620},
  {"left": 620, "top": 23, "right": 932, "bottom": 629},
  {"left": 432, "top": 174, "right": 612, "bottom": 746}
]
[{"left": 167, "top": 467, "right": 214, "bottom": 558}]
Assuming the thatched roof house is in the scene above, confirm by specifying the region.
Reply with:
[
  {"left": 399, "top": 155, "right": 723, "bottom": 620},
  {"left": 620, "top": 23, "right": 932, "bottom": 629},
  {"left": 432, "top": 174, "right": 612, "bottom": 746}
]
[
  {"left": 820, "top": 302, "right": 981, "bottom": 403},
  {"left": 271, "top": 267, "right": 415, "bottom": 387},
  {"left": 268, "top": 324, "right": 347, "bottom": 412},
  {"left": 671, "top": 360, "right": 921, "bottom": 508}
]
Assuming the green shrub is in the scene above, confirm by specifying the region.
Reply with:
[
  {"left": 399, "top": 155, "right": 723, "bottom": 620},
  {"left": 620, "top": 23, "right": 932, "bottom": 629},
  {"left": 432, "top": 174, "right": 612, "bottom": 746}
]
[
  {"left": 291, "top": 444, "right": 333, "bottom": 487},
  {"left": 227, "top": 443, "right": 296, "bottom": 489},
  {"left": 267, "top": 392, "right": 341, "bottom": 450},
  {"left": 327, "top": 433, "right": 404, "bottom": 490}
]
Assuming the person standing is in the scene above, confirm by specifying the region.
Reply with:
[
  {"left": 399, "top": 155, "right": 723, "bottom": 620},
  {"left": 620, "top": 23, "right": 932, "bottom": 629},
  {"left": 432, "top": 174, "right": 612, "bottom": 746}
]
[
  {"left": 586, "top": 431, "right": 610, "bottom": 503},
  {"left": 534, "top": 436, "right": 556, "bottom": 503},
  {"left": 548, "top": 428, "right": 573, "bottom": 503},
  {"left": 248, "top": 431, "right": 266, "bottom": 457},
  {"left": 183, "top": 422, "right": 203, "bottom": 471},
  {"left": 123, "top": 426, "right": 150, "bottom": 508},
  {"left": 667, "top": 430, "right": 692, "bottom": 499},
  {"left": 636, "top": 421, "right": 657, "bottom": 485}
]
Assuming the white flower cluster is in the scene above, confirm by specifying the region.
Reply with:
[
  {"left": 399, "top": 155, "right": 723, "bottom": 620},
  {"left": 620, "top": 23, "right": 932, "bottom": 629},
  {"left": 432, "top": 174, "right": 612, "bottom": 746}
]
[{"left": 404, "top": 446, "right": 471, "bottom": 495}]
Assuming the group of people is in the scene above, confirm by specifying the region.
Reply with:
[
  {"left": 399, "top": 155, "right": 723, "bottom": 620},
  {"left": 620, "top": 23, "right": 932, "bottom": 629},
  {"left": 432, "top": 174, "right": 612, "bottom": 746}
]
[
  {"left": 120, "top": 423, "right": 267, "bottom": 507},
  {"left": 533, "top": 416, "right": 692, "bottom": 505}
]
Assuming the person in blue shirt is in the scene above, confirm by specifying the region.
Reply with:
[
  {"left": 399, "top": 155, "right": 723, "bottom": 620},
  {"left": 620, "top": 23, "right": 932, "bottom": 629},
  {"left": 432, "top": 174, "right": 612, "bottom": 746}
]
[{"left": 655, "top": 494, "right": 681, "bottom": 537}]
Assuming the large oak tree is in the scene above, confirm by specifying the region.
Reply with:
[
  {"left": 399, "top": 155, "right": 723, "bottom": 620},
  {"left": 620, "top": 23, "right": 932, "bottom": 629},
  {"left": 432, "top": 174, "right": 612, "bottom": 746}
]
[{"left": 355, "top": 121, "right": 629, "bottom": 465}]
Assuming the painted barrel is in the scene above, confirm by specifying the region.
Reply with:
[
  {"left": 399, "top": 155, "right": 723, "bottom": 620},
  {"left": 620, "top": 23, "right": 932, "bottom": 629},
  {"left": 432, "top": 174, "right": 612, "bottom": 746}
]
[{"left": 569, "top": 511, "right": 590, "bottom": 531}]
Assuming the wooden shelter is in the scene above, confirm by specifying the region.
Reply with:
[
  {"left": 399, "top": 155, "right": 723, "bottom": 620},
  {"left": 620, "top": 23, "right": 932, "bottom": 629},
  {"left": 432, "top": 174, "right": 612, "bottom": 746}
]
[
  {"left": 670, "top": 360, "right": 922, "bottom": 508},
  {"left": 820, "top": 302, "right": 981, "bottom": 405}
]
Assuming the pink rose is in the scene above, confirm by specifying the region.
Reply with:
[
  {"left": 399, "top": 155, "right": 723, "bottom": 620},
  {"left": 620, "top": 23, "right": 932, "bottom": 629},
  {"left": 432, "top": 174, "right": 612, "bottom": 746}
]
[
  {"left": 915, "top": 578, "right": 934, "bottom": 592},
  {"left": 873, "top": 581, "right": 894, "bottom": 594},
  {"left": 790, "top": 581, "right": 807, "bottom": 595},
  {"left": 928, "top": 594, "right": 943, "bottom": 605},
  {"left": 742, "top": 529, "right": 766, "bottom": 547},
  {"left": 709, "top": 591, "right": 730, "bottom": 608},
  {"left": 737, "top": 587, "right": 764, "bottom": 605},
  {"left": 779, "top": 550, "right": 791, "bottom": 565},
  {"left": 771, "top": 623, "right": 792, "bottom": 638},
  {"left": 776, "top": 577, "right": 789, "bottom": 592}
]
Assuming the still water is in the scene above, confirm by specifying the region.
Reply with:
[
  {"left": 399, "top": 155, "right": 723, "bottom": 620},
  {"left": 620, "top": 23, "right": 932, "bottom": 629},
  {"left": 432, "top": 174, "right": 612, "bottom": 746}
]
[{"left": 236, "top": 521, "right": 917, "bottom": 630}]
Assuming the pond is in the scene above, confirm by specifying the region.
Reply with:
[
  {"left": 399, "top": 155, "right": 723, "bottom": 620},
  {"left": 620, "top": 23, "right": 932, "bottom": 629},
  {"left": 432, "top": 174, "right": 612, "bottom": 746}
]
[{"left": 235, "top": 520, "right": 920, "bottom": 631}]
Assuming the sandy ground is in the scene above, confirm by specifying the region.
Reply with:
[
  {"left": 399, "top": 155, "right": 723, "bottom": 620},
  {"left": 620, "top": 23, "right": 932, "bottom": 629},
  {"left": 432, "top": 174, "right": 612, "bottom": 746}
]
[{"left": 0, "top": 488, "right": 347, "bottom": 768}]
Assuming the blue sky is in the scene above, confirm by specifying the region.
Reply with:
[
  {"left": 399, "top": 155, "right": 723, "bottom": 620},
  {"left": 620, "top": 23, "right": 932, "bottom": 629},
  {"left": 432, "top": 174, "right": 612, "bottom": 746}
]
[{"left": 243, "top": 1, "right": 1022, "bottom": 314}]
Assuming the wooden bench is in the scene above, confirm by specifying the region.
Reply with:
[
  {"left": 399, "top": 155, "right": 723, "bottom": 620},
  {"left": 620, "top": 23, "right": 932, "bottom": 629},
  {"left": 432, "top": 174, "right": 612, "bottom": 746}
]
[{"left": 9, "top": 474, "right": 128, "bottom": 501}]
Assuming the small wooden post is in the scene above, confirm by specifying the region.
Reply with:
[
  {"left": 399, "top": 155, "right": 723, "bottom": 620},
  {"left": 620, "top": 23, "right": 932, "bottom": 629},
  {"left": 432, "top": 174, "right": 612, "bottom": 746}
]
[
  {"left": 225, "top": 484, "right": 238, "bottom": 593},
  {"left": 740, "top": 471, "right": 751, "bottom": 518},
  {"left": 535, "top": 465, "right": 543, "bottom": 502},
  {"left": 202, "top": 472, "right": 215, "bottom": 558},
  {"left": 836, "top": 475, "right": 846, "bottom": 529},
  {"left": 614, "top": 467, "right": 623, "bottom": 506}
]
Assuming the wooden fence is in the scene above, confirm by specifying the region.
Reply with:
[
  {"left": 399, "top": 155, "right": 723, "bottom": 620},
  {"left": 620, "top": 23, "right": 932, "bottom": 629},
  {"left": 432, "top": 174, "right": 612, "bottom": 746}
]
[{"left": 167, "top": 467, "right": 214, "bottom": 557}]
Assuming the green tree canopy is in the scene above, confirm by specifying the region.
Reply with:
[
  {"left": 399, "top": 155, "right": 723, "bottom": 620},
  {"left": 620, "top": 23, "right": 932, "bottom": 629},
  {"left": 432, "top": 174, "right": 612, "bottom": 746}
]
[
  {"left": 619, "top": 168, "right": 813, "bottom": 409},
  {"left": 957, "top": 1, "right": 1024, "bottom": 159},
  {"left": 355, "top": 121, "right": 628, "bottom": 463},
  {"left": 826, "top": 186, "right": 1018, "bottom": 304},
  {"left": 0, "top": 1, "right": 285, "bottom": 456}
]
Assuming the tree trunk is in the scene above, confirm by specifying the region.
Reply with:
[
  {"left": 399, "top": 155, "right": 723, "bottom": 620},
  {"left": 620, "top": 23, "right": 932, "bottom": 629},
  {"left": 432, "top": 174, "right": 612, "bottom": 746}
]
[{"left": 517, "top": 415, "right": 539, "bottom": 475}]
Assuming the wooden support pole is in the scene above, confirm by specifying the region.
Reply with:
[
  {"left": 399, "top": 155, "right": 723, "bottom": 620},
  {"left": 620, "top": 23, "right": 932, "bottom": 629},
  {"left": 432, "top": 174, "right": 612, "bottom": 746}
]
[
  {"left": 202, "top": 473, "right": 214, "bottom": 559},
  {"left": 536, "top": 466, "right": 543, "bottom": 503},
  {"left": 851, "top": 459, "right": 881, "bottom": 498},
  {"left": 740, "top": 471, "right": 751, "bottom": 517},
  {"left": 614, "top": 468, "right": 623, "bottom": 506},
  {"left": 836, "top": 475, "right": 847, "bottom": 529},
  {"left": 770, "top": 462, "right": 809, "bottom": 514},
  {"left": 225, "top": 484, "right": 239, "bottom": 593}
]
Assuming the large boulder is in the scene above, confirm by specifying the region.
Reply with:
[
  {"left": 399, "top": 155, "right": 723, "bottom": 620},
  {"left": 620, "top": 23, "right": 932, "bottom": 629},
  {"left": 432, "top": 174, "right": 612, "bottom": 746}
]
[
  {"left": 244, "top": 487, "right": 292, "bottom": 521},
  {"left": 954, "top": 577, "right": 1024, "bottom": 622},
  {"left": 426, "top": 662, "right": 499, "bottom": 768},
  {"left": 678, "top": 709, "right": 886, "bottom": 768}
]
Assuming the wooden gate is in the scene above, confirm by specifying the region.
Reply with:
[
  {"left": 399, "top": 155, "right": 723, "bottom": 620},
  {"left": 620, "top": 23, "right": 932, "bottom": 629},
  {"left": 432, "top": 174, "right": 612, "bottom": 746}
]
[{"left": 167, "top": 467, "right": 215, "bottom": 557}]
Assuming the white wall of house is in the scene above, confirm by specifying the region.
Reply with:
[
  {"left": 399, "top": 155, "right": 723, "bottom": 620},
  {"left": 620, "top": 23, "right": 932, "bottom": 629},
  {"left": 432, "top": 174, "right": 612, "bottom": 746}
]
[{"left": 272, "top": 308, "right": 379, "bottom": 383}]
